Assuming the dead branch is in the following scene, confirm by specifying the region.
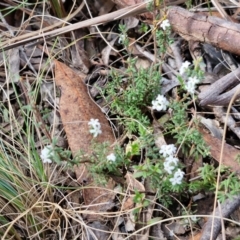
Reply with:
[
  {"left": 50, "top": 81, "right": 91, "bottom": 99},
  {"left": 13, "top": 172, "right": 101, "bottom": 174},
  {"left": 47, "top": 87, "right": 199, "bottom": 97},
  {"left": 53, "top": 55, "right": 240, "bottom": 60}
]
[
  {"left": 198, "top": 67, "right": 240, "bottom": 106},
  {"left": 167, "top": 6, "right": 240, "bottom": 55},
  {"left": 200, "top": 194, "right": 240, "bottom": 240}
]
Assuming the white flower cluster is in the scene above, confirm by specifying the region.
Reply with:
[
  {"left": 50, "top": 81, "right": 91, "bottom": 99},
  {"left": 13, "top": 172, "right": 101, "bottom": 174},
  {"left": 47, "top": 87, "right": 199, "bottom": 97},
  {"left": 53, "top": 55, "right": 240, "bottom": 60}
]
[
  {"left": 185, "top": 76, "right": 201, "bottom": 94},
  {"left": 152, "top": 94, "right": 169, "bottom": 111},
  {"left": 159, "top": 144, "right": 176, "bottom": 157},
  {"left": 40, "top": 145, "right": 54, "bottom": 164},
  {"left": 179, "top": 61, "right": 201, "bottom": 94},
  {"left": 88, "top": 118, "right": 102, "bottom": 137},
  {"left": 107, "top": 153, "right": 116, "bottom": 162},
  {"left": 159, "top": 144, "right": 184, "bottom": 185},
  {"left": 118, "top": 34, "right": 127, "bottom": 44},
  {"left": 160, "top": 19, "right": 170, "bottom": 31},
  {"left": 179, "top": 61, "right": 190, "bottom": 75},
  {"left": 170, "top": 169, "right": 185, "bottom": 185},
  {"left": 164, "top": 155, "right": 179, "bottom": 174}
]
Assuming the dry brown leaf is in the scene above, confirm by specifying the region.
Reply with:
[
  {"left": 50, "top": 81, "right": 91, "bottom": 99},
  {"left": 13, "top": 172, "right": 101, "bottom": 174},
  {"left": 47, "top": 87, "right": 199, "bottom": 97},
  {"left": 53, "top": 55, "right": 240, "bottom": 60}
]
[
  {"left": 95, "top": 0, "right": 115, "bottom": 15},
  {"left": 200, "top": 128, "right": 240, "bottom": 173},
  {"left": 54, "top": 60, "right": 115, "bottom": 221},
  {"left": 121, "top": 172, "right": 145, "bottom": 211},
  {"left": 191, "top": 232, "right": 202, "bottom": 240},
  {"left": 123, "top": 197, "right": 135, "bottom": 210}
]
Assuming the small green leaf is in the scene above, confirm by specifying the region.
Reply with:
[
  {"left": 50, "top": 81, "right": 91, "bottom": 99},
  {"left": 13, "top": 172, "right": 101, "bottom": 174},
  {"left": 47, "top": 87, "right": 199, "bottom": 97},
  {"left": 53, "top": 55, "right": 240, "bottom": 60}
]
[{"left": 133, "top": 171, "right": 145, "bottom": 179}]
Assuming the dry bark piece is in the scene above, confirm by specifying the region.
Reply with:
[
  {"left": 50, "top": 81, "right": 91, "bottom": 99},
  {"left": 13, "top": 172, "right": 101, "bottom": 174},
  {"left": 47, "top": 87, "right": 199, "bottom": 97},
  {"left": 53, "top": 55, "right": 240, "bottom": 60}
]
[
  {"left": 54, "top": 60, "right": 115, "bottom": 221},
  {"left": 167, "top": 7, "right": 240, "bottom": 55}
]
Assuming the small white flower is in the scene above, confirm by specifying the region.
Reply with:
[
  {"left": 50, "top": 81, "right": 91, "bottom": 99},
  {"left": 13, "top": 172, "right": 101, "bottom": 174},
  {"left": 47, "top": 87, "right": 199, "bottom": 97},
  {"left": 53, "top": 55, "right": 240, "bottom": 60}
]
[
  {"left": 164, "top": 161, "right": 175, "bottom": 174},
  {"left": 191, "top": 216, "right": 197, "bottom": 222},
  {"left": 160, "top": 19, "right": 170, "bottom": 31},
  {"left": 107, "top": 153, "right": 116, "bottom": 162},
  {"left": 118, "top": 34, "right": 126, "bottom": 44},
  {"left": 164, "top": 156, "right": 179, "bottom": 174},
  {"left": 88, "top": 119, "right": 100, "bottom": 128},
  {"left": 152, "top": 95, "right": 169, "bottom": 111},
  {"left": 40, "top": 145, "right": 54, "bottom": 164},
  {"left": 89, "top": 127, "right": 102, "bottom": 137},
  {"left": 185, "top": 80, "right": 196, "bottom": 94},
  {"left": 179, "top": 61, "right": 190, "bottom": 75},
  {"left": 166, "top": 155, "right": 179, "bottom": 165},
  {"left": 88, "top": 118, "right": 102, "bottom": 137},
  {"left": 169, "top": 169, "right": 185, "bottom": 185},
  {"left": 185, "top": 76, "right": 201, "bottom": 94},
  {"left": 189, "top": 76, "right": 200, "bottom": 84},
  {"left": 159, "top": 144, "right": 177, "bottom": 157}
]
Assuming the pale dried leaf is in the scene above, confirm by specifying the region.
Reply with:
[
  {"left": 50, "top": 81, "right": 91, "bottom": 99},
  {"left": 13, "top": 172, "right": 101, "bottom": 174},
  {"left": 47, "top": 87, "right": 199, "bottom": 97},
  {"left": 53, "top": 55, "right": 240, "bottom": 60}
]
[
  {"left": 124, "top": 16, "right": 139, "bottom": 30},
  {"left": 112, "top": 217, "right": 125, "bottom": 240},
  {"left": 125, "top": 212, "right": 135, "bottom": 232},
  {"left": 161, "top": 77, "right": 180, "bottom": 95},
  {"left": 163, "top": 221, "right": 186, "bottom": 236},
  {"left": 198, "top": 116, "right": 223, "bottom": 139},
  {"left": 8, "top": 48, "right": 20, "bottom": 83},
  {"left": 101, "top": 36, "right": 118, "bottom": 65},
  {"left": 153, "top": 120, "right": 167, "bottom": 148},
  {"left": 135, "top": 58, "right": 151, "bottom": 70},
  {"left": 40, "top": 82, "right": 54, "bottom": 103},
  {"left": 192, "top": 193, "right": 205, "bottom": 202}
]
